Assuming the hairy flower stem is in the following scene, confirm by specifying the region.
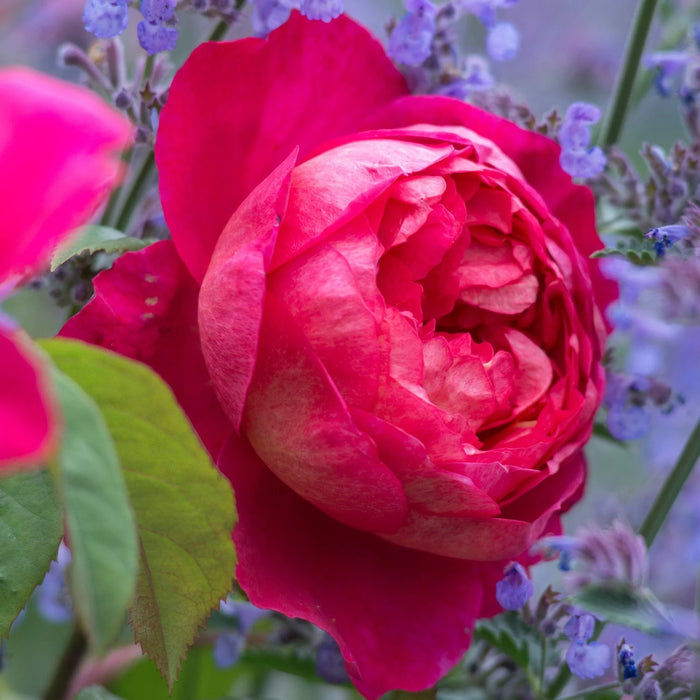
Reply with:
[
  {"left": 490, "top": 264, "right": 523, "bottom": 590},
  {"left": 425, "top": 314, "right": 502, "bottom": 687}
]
[
  {"left": 639, "top": 416, "right": 700, "bottom": 547},
  {"left": 43, "top": 626, "right": 88, "bottom": 700},
  {"left": 599, "top": 0, "right": 659, "bottom": 146},
  {"left": 114, "top": 148, "right": 155, "bottom": 233}
]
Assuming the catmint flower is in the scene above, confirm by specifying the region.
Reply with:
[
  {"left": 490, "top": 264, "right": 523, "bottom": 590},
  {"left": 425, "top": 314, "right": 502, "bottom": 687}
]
[
  {"left": 316, "top": 633, "right": 350, "bottom": 684},
  {"left": 618, "top": 642, "right": 638, "bottom": 679},
  {"left": 140, "top": 0, "right": 176, "bottom": 22},
  {"left": 564, "top": 612, "right": 610, "bottom": 679},
  {"left": 438, "top": 55, "right": 494, "bottom": 98},
  {"left": 558, "top": 102, "right": 606, "bottom": 179},
  {"left": 83, "top": 0, "right": 129, "bottom": 38},
  {"left": 137, "top": 20, "right": 178, "bottom": 54},
  {"left": 645, "top": 224, "right": 692, "bottom": 257},
  {"left": 495, "top": 562, "right": 533, "bottom": 610},
  {"left": 251, "top": 0, "right": 297, "bottom": 36},
  {"left": 300, "top": 0, "right": 342, "bottom": 22},
  {"left": 645, "top": 51, "right": 690, "bottom": 96},
  {"left": 36, "top": 542, "right": 73, "bottom": 624},
  {"left": 388, "top": 0, "right": 437, "bottom": 66},
  {"left": 486, "top": 21, "right": 519, "bottom": 61},
  {"left": 213, "top": 597, "right": 268, "bottom": 668}
]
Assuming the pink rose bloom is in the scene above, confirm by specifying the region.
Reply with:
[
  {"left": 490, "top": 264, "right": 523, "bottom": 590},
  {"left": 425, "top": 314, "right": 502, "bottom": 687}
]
[
  {"left": 0, "top": 67, "right": 131, "bottom": 470},
  {"left": 62, "top": 13, "right": 613, "bottom": 698}
]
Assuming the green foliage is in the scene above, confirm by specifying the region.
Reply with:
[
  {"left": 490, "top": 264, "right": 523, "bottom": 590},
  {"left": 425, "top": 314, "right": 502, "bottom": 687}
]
[
  {"left": 51, "top": 369, "right": 139, "bottom": 654},
  {"left": 590, "top": 234, "right": 657, "bottom": 265},
  {"left": 51, "top": 226, "right": 150, "bottom": 270},
  {"left": 0, "top": 469, "right": 62, "bottom": 638},
  {"left": 42, "top": 339, "right": 237, "bottom": 689},
  {"left": 473, "top": 611, "right": 543, "bottom": 674},
  {"left": 571, "top": 583, "right": 677, "bottom": 635}
]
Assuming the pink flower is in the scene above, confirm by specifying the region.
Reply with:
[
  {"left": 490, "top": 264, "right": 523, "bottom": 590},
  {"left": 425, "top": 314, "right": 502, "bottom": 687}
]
[
  {"left": 61, "top": 13, "right": 613, "bottom": 698},
  {"left": 0, "top": 67, "right": 131, "bottom": 470}
]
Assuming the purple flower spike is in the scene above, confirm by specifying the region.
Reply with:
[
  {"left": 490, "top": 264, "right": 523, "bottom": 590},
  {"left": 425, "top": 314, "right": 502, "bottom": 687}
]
[
  {"left": 300, "top": 0, "right": 343, "bottom": 22},
  {"left": 495, "top": 562, "right": 533, "bottom": 610},
  {"left": 558, "top": 101, "right": 606, "bottom": 178},
  {"left": 566, "top": 640, "right": 611, "bottom": 679},
  {"left": 486, "top": 21, "right": 519, "bottom": 61},
  {"left": 388, "top": 0, "right": 437, "bottom": 66},
  {"left": 83, "top": 0, "right": 129, "bottom": 38}
]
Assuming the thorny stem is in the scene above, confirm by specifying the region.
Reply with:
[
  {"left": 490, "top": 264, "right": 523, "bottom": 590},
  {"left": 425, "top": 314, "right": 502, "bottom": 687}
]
[{"left": 599, "top": 0, "right": 660, "bottom": 145}]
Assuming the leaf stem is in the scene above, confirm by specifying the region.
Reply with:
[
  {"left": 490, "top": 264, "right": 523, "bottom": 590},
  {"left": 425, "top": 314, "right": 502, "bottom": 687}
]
[
  {"left": 639, "top": 416, "right": 700, "bottom": 547},
  {"left": 208, "top": 20, "right": 229, "bottom": 42},
  {"left": 599, "top": 0, "right": 660, "bottom": 146},
  {"left": 43, "top": 626, "right": 88, "bottom": 700},
  {"left": 558, "top": 681, "right": 622, "bottom": 700},
  {"left": 114, "top": 149, "right": 155, "bottom": 233}
]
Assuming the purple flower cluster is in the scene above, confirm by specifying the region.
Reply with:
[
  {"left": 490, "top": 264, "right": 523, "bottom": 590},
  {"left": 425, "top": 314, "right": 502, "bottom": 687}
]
[
  {"left": 387, "top": 0, "right": 438, "bottom": 67},
  {"left": 495, "top": 562, "right": 533, "bottom": 610},
  {"left": 251, "top": 0, "right": 343, "bottom": 36},
  {"left": 564, "top": 613, "right": 611, "bottom": 679},
  {"left": 558, "top": 102, "right": 606, "bottom": 179}
]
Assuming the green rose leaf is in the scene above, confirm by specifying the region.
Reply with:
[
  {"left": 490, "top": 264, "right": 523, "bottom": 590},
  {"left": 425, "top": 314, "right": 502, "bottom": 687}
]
[
  {"left": 42, "top": 339, "right": 237, "bottom": 689},
  {"left": 474, "top": 611, "right": 543, "bottom": 676},
  {"left": 51, "top": 226, "right": 150, "bottom": 271},
  {"left": 52, "top": 369, "right": 139, "bottom": 653},
  {"left": 0, "top": 469, "right": 62, "bottom": 638}
]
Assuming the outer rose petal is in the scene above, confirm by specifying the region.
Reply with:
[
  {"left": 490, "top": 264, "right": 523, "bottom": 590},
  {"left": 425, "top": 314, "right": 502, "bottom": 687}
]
[
  {"left": 368, "top": 96, "right": 617, "bottom": 314},
  {"left": 156, "top": 11, "right": 407, "bottom": 282},
  {"left": 61, "top": 241, "right": 231, "bottom": 458},
  {"left": 0, "top": 332, "right": 55, "bottom": 470},
  {"left": 0, "top": 67, "right": 131, "bottom": 283},
  {"left": 220, "top": 433, "right": 506, "bottom": 700}
]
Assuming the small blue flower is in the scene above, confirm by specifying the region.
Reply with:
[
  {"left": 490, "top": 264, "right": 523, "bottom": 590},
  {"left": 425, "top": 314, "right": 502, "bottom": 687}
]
[
  {"left": 300, "top": 0, "right": 342, "bottom": 22},
  {"left": 564, "top": 612, "right": 595, "bottom": 642},
  {"left": 618, "top": 643, "right": 638, "bottom": 679},
  {"left": 137, "top": 20, "right": 178, "bottom": 54},
  {"left": 213, "top": 631, "right": 245, "bottom": 668},
  {"left": 438, "top": 55, "right": 494, "bottom": 98},
  {"left": 495, "top": 562, "right": 533, "bottom": 610},
  {"left": 388, "top": 0, "right": 437, "bottom": 66},
  {"left": 607, "top": 402, "right": 652, "bottom": 440},
  {"left": 140, "top": 0, "right": 176, "bottom": 22},
  {"left": 645, "top": 224, "right": 692, "bottom": 257},
  {"left": 251, "top": 0, "right": 296, "bottom": 36},
  {"left": 83, "top": 0, "right": 129, "bottom": 38},
  {"left": 486, "top": 21, "right": 519, "bottom": 61},
  {"left": 36, "top": 543, "right": 73, "bottom": 624},
  {"left": 645, "top": 51, "right": 690, "bottom": 96},
  {"left": 316, "top": 633, "right": 350, "bottom": 684},
  {"left": 566, "top": 639, "right": 611, "bottom": 679},
  {"left": 558, "top": 102, "right": 606, "bottom": 179}
]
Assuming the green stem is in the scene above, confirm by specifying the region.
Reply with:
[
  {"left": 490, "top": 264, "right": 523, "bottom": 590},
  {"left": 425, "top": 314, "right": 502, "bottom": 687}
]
[
  {"left": 639, "top": 416, "right": 700, "bottom": 547},
  {"left": 142, "top": 54, "right": 155, "bottom": 85},
  {"left": 558, "top": 681, "right": 622, "bottom": 700},
  {"left": 43, "top": 626, "right": 88, "bottom": 700},
  {"left": 114, "top": 149, "right": 155, "bottom": 233},
  {"left": 392, "top": 690, "right": 437, "bottom": 700},
  {"left": 208, "top": 19, "right": 229, "bottom": 42},
  {"left": 599, "top": 0, "right": 660, "bottom": 146}
]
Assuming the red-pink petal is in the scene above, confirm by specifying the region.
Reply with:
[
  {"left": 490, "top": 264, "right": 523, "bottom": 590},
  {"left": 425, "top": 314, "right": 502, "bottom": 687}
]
[
  {"left": 220, "top": 433, "right": 506, "bottom": 700},
  {"left": 60, "top": 241, "right": 231, "bottom": 459},
  {"left": 0, "top": 331, "right": 55, "bottom": 470},
  {"left": 0, "top": 67, "right": 131, "bottom": 283},
  {"left": 156, "top": 12, "right": 407, "bottom": 282},
  {"left": 199, "top": 151, "right": 296, "bottom": 430},
  {"left": 242, "top": 293, "right": 407, "bottom": 533}
]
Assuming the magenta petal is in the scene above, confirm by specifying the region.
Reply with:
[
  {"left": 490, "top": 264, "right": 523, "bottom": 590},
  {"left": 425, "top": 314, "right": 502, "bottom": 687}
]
[
  {"left": 243, "top": 293, "right": 407, "bottom": 533},
  {"left": 220, "top": 433, "right": 505, "bottom": 700},
  {"left": 0, "top": 332, "right": 55, "bottom": 470},
  {"left": 156, "top": 12, "right": 407, "bottom": 282},
  {"left": 60, "top": 241, "right": 231, "bottom": 459},
  {"left": 199, "top": 151, "right": 296, "bottom": 430},
  {"left": 0, "top": 67, "right": 131, "bottom": 283}
]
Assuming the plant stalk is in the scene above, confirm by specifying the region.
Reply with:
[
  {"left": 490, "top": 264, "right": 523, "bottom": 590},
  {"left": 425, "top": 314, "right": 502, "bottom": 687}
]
[{"left": 43, "top": 626, "right": 88, "bottom": 700}]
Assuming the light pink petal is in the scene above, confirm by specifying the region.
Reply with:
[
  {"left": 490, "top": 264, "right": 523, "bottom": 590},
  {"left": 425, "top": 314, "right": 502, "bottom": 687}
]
[
  {"left": 156, "top": 12, "right": 408, "bottom": 282},
  {"left": 242, "top": 293, "right": 407, "bottom": 533},
  {"left": 199, "top": 151, "right": 296, "bottom": 430},
  {"left": 220, "top": 433, "right": 506, "bottom": 700},
  {"left": 0, "top": 67, "right": 131, "bottom": 283},
  {"left": 369, "top": 95, "right": 616, "bottom": 315},
  {"left": 0, "top": 332, "right": 55, "bottom": 470},
  {"left": 60, "top": 241, "right": 231, "bottom": 459},
  {"left": 271, "top": 139, "right": 454, "bottom": 269},
  {"left": 268, "top": 243, "right": 380, "bottom": 410}
]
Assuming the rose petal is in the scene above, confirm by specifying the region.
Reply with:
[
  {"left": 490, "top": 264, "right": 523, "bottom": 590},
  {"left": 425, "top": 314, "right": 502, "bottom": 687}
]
[
  {"left": 61, "top": 240, "right": 231, "bottom": 459},
  {"left": 0, "top": 332, "right": 55, "bottom": 470},
  {"left": 0, "top": 67, "right": 131, "bottom": 283},
  {"left": 199, "top": 150, "right": 296, "bottom": 430},
  {"left": 156, "top": 12, "right": 408, "bottom": 282},
  {"left": 243, "top": 293, "right": 407, "bottom": 533},
  {"left": 220, "top": 433, "right": 506, "bottom": 700}
]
